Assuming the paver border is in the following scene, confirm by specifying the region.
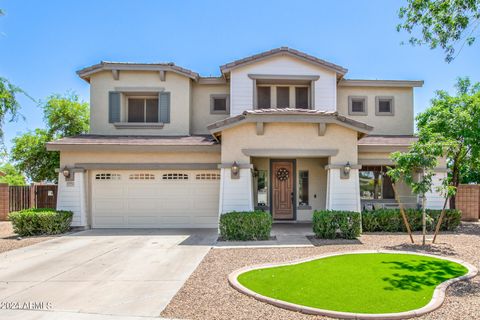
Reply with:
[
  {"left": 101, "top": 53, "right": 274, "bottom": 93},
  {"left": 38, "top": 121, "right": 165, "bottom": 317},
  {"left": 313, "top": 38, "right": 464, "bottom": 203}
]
[{"left": 228, "top": 250, "right": 478, "bottom": 319}]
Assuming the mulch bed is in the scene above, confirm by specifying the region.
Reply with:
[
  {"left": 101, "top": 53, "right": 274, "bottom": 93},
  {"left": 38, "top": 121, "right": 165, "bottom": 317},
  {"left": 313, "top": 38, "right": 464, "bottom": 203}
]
[
  {"left": 0, "top": 222, "right": 56, "bottom": 254},
  {"left": 162, "top": 223, "right": 480, "bottom": 320}
]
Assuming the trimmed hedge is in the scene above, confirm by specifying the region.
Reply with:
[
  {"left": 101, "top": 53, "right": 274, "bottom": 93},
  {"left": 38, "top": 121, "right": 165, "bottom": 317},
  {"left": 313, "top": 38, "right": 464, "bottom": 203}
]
[
  {"left": 362, "top": 209, "right": 461, "bottom": 232},
  {"left": 8, "top": 209, "right": 73, "bottom": 236},
  {"left": 313, "top": 210, "right": 361, "bottom": 239},
  {"left": 219, "top": 211, "right": 272, "bottom": 241}
]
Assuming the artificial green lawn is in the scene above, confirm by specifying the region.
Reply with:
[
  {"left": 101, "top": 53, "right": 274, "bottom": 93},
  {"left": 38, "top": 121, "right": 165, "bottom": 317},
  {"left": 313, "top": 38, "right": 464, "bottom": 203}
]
[{"left": 237, "top": 253, "right": 468, "bottom": 314}]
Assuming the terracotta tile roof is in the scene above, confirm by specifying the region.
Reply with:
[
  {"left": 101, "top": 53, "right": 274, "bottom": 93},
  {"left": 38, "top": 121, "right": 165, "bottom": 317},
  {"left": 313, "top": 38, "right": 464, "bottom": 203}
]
[
  {"left": 358, "top": 135, "right": 418, "bottom": 146},
  {"left": 48, "top": 135, "right": 218, "bottom": 146},
  {"left": 77, "top": 62, "right": 199, "bottom": 82},
  {"left": 220, "top": 47, "right": 348, "bottom": 75},
  {"left": 243, "top": 108, "right": 337, "bottom": 115},
  {"left": 207, "top": 108, "right": 373, "bottom": 134}
]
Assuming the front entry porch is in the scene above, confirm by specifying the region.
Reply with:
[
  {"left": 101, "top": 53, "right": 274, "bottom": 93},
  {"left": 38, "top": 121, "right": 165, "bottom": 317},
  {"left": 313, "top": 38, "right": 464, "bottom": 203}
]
[{"left": 252, "top": 157, "right": 329, "bottom": 222}]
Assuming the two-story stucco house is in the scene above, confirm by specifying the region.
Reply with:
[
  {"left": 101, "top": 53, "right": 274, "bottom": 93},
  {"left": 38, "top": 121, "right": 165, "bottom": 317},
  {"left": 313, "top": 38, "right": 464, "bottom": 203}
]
[{"left": 47, "top": 47, "right": 447, "bottom": 228}]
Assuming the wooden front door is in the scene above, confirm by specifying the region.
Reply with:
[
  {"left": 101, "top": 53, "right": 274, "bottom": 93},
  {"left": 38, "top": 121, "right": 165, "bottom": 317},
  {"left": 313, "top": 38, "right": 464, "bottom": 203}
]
[{"left": 272, "top": 160, "right": 295, "bottom": 220}]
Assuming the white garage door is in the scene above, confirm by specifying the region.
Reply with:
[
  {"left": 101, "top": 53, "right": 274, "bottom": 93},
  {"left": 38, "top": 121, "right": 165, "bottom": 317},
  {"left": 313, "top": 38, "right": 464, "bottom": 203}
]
[{"left": 91, "top": 170, "right": 220, "bottom": 228}]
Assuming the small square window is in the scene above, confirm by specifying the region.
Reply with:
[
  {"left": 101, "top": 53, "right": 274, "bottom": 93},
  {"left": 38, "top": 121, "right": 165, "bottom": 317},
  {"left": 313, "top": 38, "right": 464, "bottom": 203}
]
[
  {"left": 375, "top": 96, "right": 394, "bottom": 115},
  {"left": 348, "top": 96, "right": 367, "bottom": 115},
  {"left": 210, "top": 94, "right": 229, "bottom": 114}
]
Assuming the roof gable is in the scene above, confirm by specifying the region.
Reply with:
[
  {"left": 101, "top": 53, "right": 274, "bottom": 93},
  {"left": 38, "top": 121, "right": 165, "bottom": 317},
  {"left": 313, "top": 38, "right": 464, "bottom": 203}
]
[{"left": 220, "top": 47, "right": 347, "bottom": 77}]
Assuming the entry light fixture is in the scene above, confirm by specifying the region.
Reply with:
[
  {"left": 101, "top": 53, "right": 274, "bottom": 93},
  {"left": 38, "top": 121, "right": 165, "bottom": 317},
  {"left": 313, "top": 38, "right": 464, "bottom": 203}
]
[
  {"left": 231, "top": 161, "right": 240, "bottom": 179},
  {"left": 62, "top": 167, "right": 71, "bottom": 179},
  {"left": 341, "top": 162, "right": 351, "bottom": 179}
]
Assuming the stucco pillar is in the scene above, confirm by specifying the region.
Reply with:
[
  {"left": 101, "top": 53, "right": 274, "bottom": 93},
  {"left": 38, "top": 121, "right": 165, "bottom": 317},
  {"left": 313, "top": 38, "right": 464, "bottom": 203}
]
[
  {"left": 219, "top": 166, "right": 254, "bottom": 214},
  {"left": 57, "top": 170, "right": 88, "bottom": 227},
  {"left": 325, "top": 165, "right": 361, "bottom": 212}
]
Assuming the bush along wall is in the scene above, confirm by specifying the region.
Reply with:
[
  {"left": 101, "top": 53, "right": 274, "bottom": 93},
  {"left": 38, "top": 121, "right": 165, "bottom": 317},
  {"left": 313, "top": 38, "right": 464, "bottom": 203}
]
[
  {"left": 313, "top": 210, "right": 361, "bottom": 239},
  {"left": 8, "top": 209, "right": 73, "bottom": 236},
  {"left": 219, "top": 211, "right": 272, "bottom": 241},
  {"left": 362, "top": 209, "right": 461, "bottom": 232}
]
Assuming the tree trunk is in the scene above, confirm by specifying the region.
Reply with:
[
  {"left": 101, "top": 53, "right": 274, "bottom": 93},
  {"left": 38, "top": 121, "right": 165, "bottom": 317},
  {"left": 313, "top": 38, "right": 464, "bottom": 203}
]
[{"left": 422, "top": 194, "right": 426, "bottom": 246}]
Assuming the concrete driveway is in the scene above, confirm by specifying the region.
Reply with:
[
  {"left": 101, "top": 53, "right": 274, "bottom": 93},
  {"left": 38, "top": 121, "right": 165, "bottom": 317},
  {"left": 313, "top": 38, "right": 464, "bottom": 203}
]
[{"left": 0, "top": 228, "right": 217, "bottom": 319}]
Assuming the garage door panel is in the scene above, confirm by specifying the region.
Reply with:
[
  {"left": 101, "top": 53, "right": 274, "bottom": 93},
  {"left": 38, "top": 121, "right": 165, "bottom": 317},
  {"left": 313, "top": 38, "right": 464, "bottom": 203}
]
[
  {"left": 126, "top": 199, "right": 159, "bottom": 211},
  {"left": 94, "top": 199, "right": 126, "bottom": 211},
  {"left": 94, "top": 216, "right": 126, "bottom": 227},
  {"left": 91, "top": 170, "right": 220, "bottom": 228},
  {"left": 126, "top": 216, "right": 159, "bottom": 226},
  {"left": 94, "top": 186, "right": 125, "bottom": 198}
]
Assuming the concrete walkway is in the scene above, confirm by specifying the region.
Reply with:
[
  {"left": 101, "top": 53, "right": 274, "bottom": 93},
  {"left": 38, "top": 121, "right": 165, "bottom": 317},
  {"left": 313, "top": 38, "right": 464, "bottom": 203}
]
[
  {"left": 215, "top": 223, "right": 314, "bottom": 248},
  {"left": 0, "top": 228, "right": 217, "bottom": 319}
]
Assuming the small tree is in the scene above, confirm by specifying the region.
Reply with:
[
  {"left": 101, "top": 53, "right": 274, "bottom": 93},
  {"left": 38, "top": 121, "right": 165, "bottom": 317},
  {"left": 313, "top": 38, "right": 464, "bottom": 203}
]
[
  {"left": 0, "top": 162, "right": 27, "bottom": 186},
  {"left": 416, "top": 77, "right": 480, "bottom": 208},
  {"left": 10, "top": 93, "right": 89, "bottom": 182},
  {"left": 398, "top": 0, "right": 480, "bottom": 62},
  {"left": 388, "top": 144, "right": 439, "bottom": 245}
]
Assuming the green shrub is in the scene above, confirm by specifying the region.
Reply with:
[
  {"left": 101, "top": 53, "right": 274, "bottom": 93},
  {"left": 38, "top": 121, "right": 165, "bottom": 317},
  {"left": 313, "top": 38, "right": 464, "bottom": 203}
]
[
  {"left": 219, "top": 211, "right": 272, "bottom": 241},
  {"left": 313, "top": 210, "right": 361, "bottom": 239},
  {"left": 8, "top": 209, "right": 73, "bottom": 236},
  {"left": 361, "top": 209, "right": 461, "bottom": 232}
]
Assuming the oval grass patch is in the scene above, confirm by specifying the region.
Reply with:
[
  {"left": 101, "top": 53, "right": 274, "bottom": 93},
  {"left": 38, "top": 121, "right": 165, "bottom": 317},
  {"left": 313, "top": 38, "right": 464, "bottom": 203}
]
[{"left": 231, "top": 251, "right": 476, "bottom": 317}]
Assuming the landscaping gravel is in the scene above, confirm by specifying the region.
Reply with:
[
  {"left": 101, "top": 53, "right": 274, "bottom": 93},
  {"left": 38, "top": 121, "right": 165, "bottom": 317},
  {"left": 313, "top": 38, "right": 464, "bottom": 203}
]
[
  {"left": 0, "top": 221, "right": 56, "bottom": 253},
  {"left": 162, "top": 223, "right": 480, "bottom": 320}
]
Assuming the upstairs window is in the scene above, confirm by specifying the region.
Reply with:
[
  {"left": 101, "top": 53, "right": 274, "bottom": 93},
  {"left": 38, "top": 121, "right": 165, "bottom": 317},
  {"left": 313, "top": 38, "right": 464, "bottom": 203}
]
[
  {"left": 210, "top": 94, "right": 230, "bottom": 114},
  {"left": 276, "top": 87, "right": 290, "bottom": 108},
  {"left": 295, "top": 87, "right": 309, "bottom": 109},
  {"left": 257, "top": 86, "right": 271, "bottom": 109},
  {"left": 348, "top": 96, "right": 367, "bottom": 115},
  {"left": 128, "top": 97, "right": 159, "bottom": 123},
  {"left": 376, "top": 96, "right": 394, "bottom": 115}
]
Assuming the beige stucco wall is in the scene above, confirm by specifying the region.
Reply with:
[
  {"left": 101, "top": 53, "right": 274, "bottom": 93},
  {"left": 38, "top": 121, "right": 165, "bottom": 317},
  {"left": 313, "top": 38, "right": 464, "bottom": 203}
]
[
  {"left": 220, "top": 122, "right": 358, "bottom": 165},
  {"left": 60, "top": 151, "right": 220, "bottom": 168},
  {"left": 337, "top": 87, "right": 414, "bottom": 135},
  {"left": 191, "top": 83, "right": 230, "bottom": 134},
  {"left": 89, "top": 70, "right": 192, "bottom": 135},
  {"left": 229, "top": 55, "right": 338, "bottom": 115}
]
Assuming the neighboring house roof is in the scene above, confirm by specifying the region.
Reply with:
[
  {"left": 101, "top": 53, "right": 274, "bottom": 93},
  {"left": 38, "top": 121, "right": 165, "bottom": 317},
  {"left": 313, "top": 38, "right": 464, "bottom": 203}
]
[
  {"left": 77, "top": 61, "right": 200, "bottom": 82},
  {"left": 220, "top": 47, "right": 348, "bottom": 78},
  {"left": 47, "top": 135, "right": 219, "bottom": 152},
  {"left": 339, "top": 79, "right": 424, "bottom": 88},
  {"left": 358, "top": 135, "right": 418, "bottom": 152},
  {"left": 207, "top": 108, "right": 373, "bottom": 137}
]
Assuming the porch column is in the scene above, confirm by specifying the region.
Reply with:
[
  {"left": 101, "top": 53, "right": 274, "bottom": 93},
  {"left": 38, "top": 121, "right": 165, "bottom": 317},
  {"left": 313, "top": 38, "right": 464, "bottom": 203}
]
[
  {"left": 57, "top": 170, "right": 88, "bottom": 227},
  {"left": 325, "top": 164, "right": 361, "bottom": 212},
  {"left": 219, "top": 165, "right": 254, "bottom": 214}
]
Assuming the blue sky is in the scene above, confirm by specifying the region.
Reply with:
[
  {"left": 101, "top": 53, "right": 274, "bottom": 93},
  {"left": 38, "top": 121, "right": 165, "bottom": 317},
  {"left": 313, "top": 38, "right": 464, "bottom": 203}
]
[{"left": 1, "top": 0, "right": 478, "bottom": 151}]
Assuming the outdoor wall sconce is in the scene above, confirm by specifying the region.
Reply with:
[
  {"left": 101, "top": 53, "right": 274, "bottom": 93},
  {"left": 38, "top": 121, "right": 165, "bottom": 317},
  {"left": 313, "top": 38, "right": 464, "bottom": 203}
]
[
  {"left": 62, "top": 166, "right": 75, "bottom": 182},
  {"left": 62, "top": 167, "right": 71, "bottom": 179},
  {"left": 341, "top": 162, "right": 351, "bottom": 179},
  {"left": 231, "top": 161, "right": 240, "bottom": 179}
]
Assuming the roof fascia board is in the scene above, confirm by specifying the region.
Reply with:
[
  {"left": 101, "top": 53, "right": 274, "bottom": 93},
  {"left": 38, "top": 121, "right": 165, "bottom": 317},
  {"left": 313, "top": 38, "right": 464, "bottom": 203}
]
[
  {"left": 75, "top": 163, "right": 219, "bottom": 170},
  {"left": 221, "top": 51, "right": 347, "bottom": 75},
  {"left": 208, "top": 114, "right": 372, "bottom": 135},
  {"left": 339, "top": 79, "right": 424, "bottom": 88},
  {"left": 46, "top": 143, "right": 220, "bottom": 153}
]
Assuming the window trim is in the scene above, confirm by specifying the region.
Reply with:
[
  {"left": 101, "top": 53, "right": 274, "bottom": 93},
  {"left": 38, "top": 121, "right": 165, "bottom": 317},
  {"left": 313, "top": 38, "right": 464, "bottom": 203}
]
[
  {"left": 375, "top": 96, "right": 395, "bottom": 116},
  {"left": 209, "top": 94, "right": 230, "bottom": 114},
  {"left": 348, "top": 96, "right": 368, "bottom": 116},
  {"left": 127, "top": 96, "right": 159, "bottom": 123}
]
